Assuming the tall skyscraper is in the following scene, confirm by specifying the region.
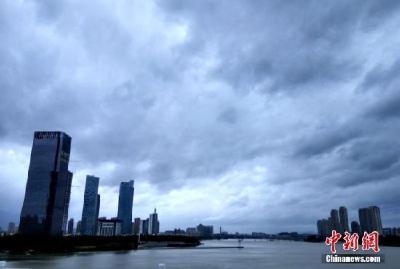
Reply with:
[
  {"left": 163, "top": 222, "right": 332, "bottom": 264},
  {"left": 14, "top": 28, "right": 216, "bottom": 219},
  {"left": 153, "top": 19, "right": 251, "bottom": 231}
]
[
  {"left": 67, "top": 218, "right": 74, "bottom": 235},
  {"left": 148, "top": 208, "right": 160, "bottom": 235},
  {"left": 133, "top": 218, "right": 141, "bottom": 235},
  {"left": 369, "top": 206, "right": 383, "bottom": 234},
  {"left": 339, "top": 206, "right": 349, "bottom": 233},
  {"left": 141, "top": 218, "right": 149, "bottom": 235},
  {"left": 81, "top": 175, "right": 100, "bottom": 235},
  {"left": 358, "top": 206, "right": 383, "bottom": 234},
  {"left": 330, "top": 209, "right": 341, "bottom": 232},
  {"left": 19, "top": 131, "right": 73, "bottom": 236},
  {"left": 76, "top": 220, "right": 82, "bottom": 235},
  {"left": 317, "top": 219, "right": 331, "bottom": 238},
  {"left": 117, "top": 180, "right": 134, "bottom": 234},
  {"left": 351, "top": 221, "right": 360, "bottom": 235},
  {"left": 359, "top": 208, "right": 371, "bottom": 233}
]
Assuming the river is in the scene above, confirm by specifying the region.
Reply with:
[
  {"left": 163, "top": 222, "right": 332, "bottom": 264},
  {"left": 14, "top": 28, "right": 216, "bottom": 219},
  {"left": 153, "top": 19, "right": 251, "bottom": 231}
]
[{"left": 1, "top": 239, "right": 399, "bottom": 268}]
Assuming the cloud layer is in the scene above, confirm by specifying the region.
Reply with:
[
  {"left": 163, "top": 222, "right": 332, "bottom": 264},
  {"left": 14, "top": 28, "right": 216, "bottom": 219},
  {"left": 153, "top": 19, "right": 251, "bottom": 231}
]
[{"left": 1, "top": 0, "right": 400, "bottom": 233}]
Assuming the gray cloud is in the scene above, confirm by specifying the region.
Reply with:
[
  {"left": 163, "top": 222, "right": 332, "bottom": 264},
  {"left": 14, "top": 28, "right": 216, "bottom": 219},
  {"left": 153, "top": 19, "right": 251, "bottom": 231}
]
[{"left": 1, "top": 0, "right": 400, "bottom": 232}]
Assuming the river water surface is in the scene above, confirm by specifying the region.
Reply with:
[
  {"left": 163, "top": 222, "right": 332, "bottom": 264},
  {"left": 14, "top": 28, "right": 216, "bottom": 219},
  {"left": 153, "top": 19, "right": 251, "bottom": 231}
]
[{"left": 1, "top": 239, "right": 399, "bottom": 269}]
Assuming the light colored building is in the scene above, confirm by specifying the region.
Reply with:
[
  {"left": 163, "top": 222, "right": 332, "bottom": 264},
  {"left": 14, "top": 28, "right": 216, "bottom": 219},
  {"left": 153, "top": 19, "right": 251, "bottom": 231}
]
[{"left": 148, "top": 208, "right": 159, "bottom": 235}]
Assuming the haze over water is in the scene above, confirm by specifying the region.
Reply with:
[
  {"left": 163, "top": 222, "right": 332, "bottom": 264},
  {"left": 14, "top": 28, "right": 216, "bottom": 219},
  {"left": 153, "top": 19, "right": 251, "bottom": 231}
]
[{"left": 2, "top": 240, "right": 399, "bottom": 269}]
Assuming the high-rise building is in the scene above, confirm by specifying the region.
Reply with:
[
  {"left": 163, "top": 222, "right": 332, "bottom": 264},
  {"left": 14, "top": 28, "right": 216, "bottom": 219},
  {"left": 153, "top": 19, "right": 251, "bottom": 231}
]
[
  {"left": 133, "top": 218, "right": 141, "bottom": 235},
  {"left": 330, "top": 209, "right": 341, "bottom": 232},
  {"left": 359, "top": 208, "right": 371, "bottom": 233},
  {"left": 96, "top": 194, "right": 100, "bottom": 224},
  {"left": 351, "top": 221, "right": 360, "bottom": 235},
  {"left": 19, "top": 131, "right": 73, "bottom": 236},
  {"left": 369, "top": 206, "right": 383, "bottom": 234},
  {"left": 76, "top": 220, "right": 82, "bottom": 235},
  {"left": 141, "top": 219, "right": 149, "bottom": 235},
  {"left": 317, "top": 219, "right": 331, "bottom": 238},
  {"left": 117, "top": 180, "right": 134, "bottom": 234},
  {"left": 339, "top": 206, "right": 349, "bottom": 233},
  {"left": 7, "top": 222, "right": 17, "bottom": 235},
  {"left": 359, "top": 206, "right": 383, "bottom": 234},
  {"left": 67, "top": 218, "right": 74, "bottom": 235},
  {"left": 81, "top": 175, "right": 100, "bottom": 235},
  {"left": 148, "top": 208, "right": 160, "bottom": 235}
]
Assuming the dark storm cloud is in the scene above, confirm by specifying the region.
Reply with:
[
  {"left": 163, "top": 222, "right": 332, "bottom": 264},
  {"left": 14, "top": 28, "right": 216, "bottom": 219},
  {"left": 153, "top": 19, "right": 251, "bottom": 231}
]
[
  {"left": 1, "top": 0, "right": 400, "bottom": 232},
  {"left": 160, "top": 0, "right": 398, "bottom": 94}
]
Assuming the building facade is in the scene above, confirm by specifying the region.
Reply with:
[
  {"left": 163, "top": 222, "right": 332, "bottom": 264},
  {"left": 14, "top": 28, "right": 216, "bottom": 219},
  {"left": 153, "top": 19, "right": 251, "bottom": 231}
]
[
  {"left": 358, "top": 206, "right": 383, "bottom": 234},
  {"left": 351, "top": 221, "right": 361, "bottom": 235},
  {"left": 67, "top": 218, "right": 74, "bottom": 235},
  {"left": 7, "top": 222, "right": 17, "bottom": 235},
  {"left": 19, "top": 131, "right": 73, "bottom": 236},
  {"left": 117, "top": 180, "right": 134, "bottom": 234},
  {"left": 133, "top": 218, "right": 141, "bottom": 235},
  {"left": 148, "top": 208, "right": 160, "bottom": 235},
  {"left": 197, "top": 224, "right": 213, "bottom": 237},
  {"left": 97, "top": 218, "right": 122, "bottom": 236},
  {"left": 330, "top": 209, "right": 341, "bottom": 233},
  {"left": 81, "top": 175, "right": 100, "bottom": 235},
  {"left": 339, "top": 206, "right": 349, "bottom": 233},
  {"left": 141, "top": 219, "right": 149, "bottom": 235}
]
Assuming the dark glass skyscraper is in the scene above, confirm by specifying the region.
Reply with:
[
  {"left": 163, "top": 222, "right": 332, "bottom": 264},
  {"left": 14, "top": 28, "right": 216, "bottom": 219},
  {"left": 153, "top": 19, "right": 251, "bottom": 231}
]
[
  {"left": 339, "top": 206, "right": 349, "bottom": 233},
  {"left": 81, "top": 175, "right": 100, "bottom": 235},
  {"left": 117, "top": 180, "right": 134, "bottom": 234},
  {"left": 330, "top": 209, "right": 341, "bottom": 233},
  {"left": 67, "top": 218, "right": 74, "bottom": 235},
  {"left": 19, "top": 131, "right": 73, "bottom": 236}
]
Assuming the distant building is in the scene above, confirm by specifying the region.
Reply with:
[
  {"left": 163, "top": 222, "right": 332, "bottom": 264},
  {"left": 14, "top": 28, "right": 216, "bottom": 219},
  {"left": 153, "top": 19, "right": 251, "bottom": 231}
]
[
  {"left": 339, "top": 206, "right": 349, "bottom": 233},
  {"left": 317, "top": 219, "right": 330, "bottom": 238},
  {"left": 133, "top": 218, "right": 141, "bottom": 235},
  {"left": 7, "top": 222, "right": 17, "bottom": 235},
  {"left": 359, "top": 206, "right": 383, "bottom": 234},
  {"left": 19, "top": 131, "right": 73, "bottom": 236},
  {"left": 383, "top": 228, "right": 392, "bottom": 236},
  {"left": 67, "top": 218, "right": 74, "bottom": 235},
  {"left": 197, "top": 224, "right": 213, "bottom": 237},
  {"left": 81, "top": 175, "right": 100, "bottom": 235},
  {"left": 117, "top": 180, "right": 134, "bottom": 234},
  {"left": 76, "top": 220, "right": 82, "bottom": 235},
  {"left": 164, "top": 228, "right": 185, "bottom": 235},
  {"left": 330, "top": 209, "right": 341, "bottom": 233},
  {"left": 148, "top": 208, "right": 160, "bottom": 235},
  {"left": 351, "top": 221, "right": 360, "bottom": 235},
  {"left": 369, "top": 206, "right": 383, "bottom": 234},
  {"left": 141, "top": 218, "right": 149, "bottom": 235},
  {"left": 186, "top": 227, "right": 197, "bottom": 236},
  {"left": 97, "top": 217, "right": 122, "bottom": 236}
]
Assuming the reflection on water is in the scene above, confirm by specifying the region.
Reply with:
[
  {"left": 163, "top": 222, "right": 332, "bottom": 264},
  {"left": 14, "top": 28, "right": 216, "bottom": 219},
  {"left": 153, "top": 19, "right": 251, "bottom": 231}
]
[{"left": 1, "top": 239, "right": 399, "bottom": 269}]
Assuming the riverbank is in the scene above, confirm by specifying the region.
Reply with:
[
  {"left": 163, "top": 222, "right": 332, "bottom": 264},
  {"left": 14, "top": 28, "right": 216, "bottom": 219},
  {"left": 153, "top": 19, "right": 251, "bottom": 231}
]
[{"left": 0, "top": 235, "right": 201, "bottom": 254}]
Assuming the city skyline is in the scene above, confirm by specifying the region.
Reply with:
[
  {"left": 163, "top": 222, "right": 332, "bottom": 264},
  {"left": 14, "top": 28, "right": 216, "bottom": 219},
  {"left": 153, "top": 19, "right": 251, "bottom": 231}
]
[{"left": 1, "top": 0, "right": 400, "bottom": 234}]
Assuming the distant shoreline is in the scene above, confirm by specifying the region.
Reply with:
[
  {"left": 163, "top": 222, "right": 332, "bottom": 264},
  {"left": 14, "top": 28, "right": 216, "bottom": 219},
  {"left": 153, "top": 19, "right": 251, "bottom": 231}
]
[{"left": 0, "top": 234, "right": 200, "bottom": 255}]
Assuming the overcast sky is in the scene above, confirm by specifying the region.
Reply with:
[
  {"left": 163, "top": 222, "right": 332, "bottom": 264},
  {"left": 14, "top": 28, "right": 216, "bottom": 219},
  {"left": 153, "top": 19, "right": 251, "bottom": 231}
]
[{"left": 1, "top": 0, "right": 400, "bottom": 234}]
